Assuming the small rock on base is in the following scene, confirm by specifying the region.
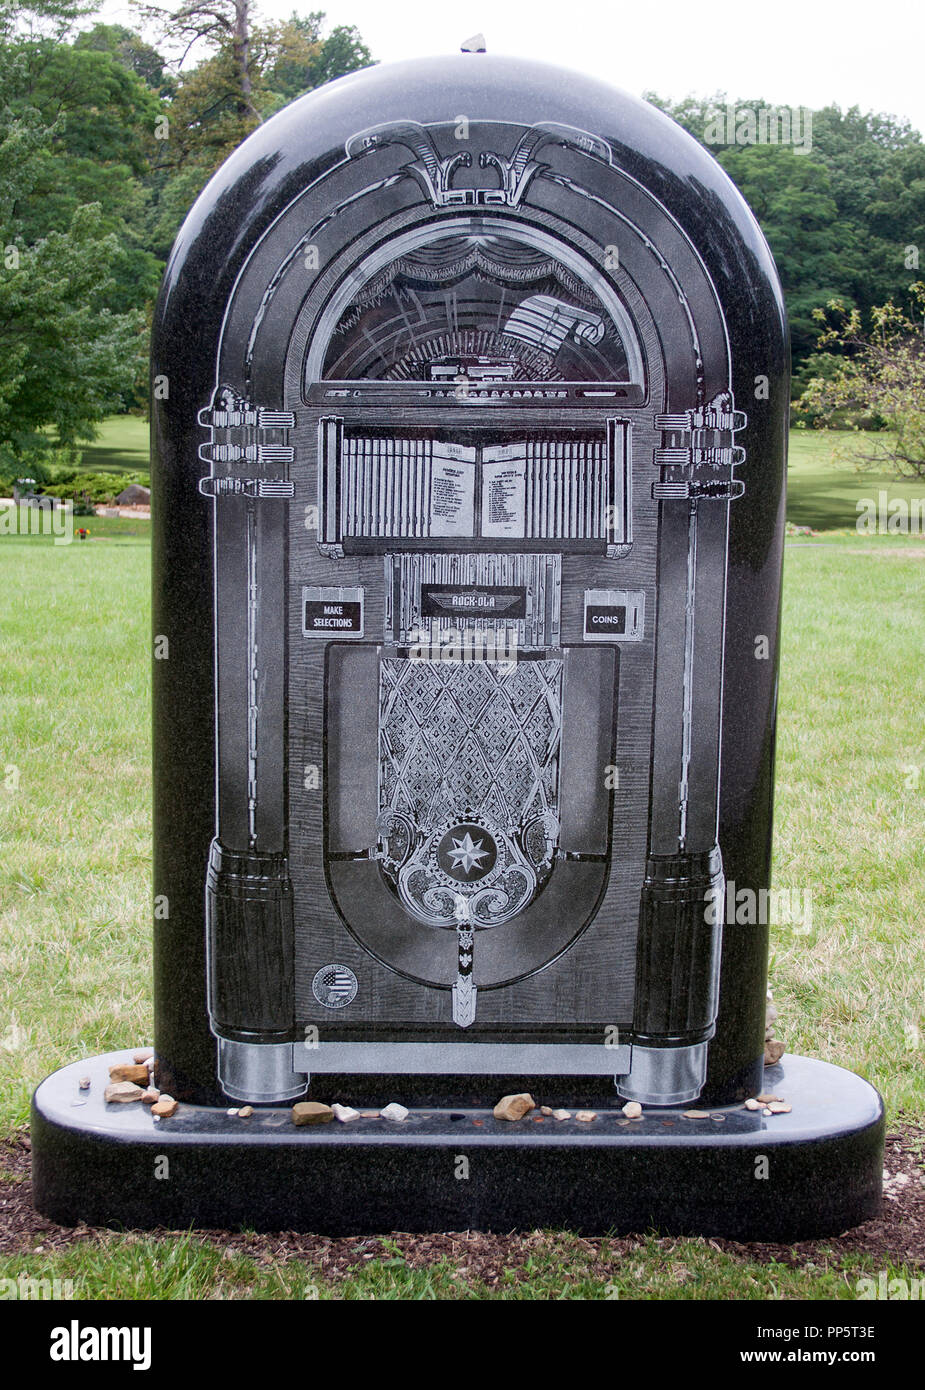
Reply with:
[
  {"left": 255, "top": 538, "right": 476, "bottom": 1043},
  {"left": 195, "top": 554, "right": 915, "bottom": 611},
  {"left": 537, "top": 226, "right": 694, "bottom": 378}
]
[
  {"left": 744, "top": 1098, "right": 761, "bottom": 1111},
  {"left": 238, "top": 1106, "right": 253, "bottom": 1118},
  {"left": 332, "top": 1103, "right": 360, "bottom": 1123},
  {"left": 292, "top": 1101, "right": 333, "bottom": 1126},
  {"left": 151, "top": 1095, "right": 178, "bottom": 1118},
  {"left": 108, "top": 1064, "right": 150, "bottom": 1085},
  {"left": 133, "top": 1048, "right": 154, "bottom": 1064},
  {"left": 104, "top": 1081, "right": 144, "bottom": 1104},
  {"left": 764, "top": 1039, "right": 785, "bottom": 1066},
  {"left": 141, "top": 1088, "right": 160, "bottom": 1104},
  {"left": 552, "top": 1109, "right": 571, "bottom": 1121},
  {"left": 621, "top": 1100, "right": 643, "bottom": 1119},
  {"left": 575, "top": 1110, "right": 597, "bottom": 1122},
  {"left": 78, "top": 1077, "right": 91, "bottom": 1091},
  {"left": 380, "top": 1102, "right": 409, "bottom": 1122},
  {"left": 493, "top": 1093, "right": 535, "bottom": 1122}
]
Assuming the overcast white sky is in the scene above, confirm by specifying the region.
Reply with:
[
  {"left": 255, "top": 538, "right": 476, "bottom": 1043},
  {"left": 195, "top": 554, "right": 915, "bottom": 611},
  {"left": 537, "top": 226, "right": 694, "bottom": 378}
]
[{"left": 102, "top": 0, "right": 925, "bottom": 136}]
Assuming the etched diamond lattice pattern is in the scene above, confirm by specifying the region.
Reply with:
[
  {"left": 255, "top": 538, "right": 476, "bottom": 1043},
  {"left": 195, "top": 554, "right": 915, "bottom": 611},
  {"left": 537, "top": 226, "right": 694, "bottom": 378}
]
[{"left": 379, "top": 657, "right": 562, "bottom": 835}]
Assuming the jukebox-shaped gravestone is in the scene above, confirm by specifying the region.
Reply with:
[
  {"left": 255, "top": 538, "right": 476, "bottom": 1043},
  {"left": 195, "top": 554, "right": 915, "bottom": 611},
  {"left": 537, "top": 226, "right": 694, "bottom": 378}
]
[{"left": 31, "top": 51, "right": 885, "bottom": 1239}]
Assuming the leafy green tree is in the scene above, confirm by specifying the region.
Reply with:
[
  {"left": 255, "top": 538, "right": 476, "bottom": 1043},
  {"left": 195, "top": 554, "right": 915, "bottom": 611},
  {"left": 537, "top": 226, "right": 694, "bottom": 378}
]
[
  {"left": 645, "top": 92, "right": 925, "bottom": 380},
  {"left": 803, "top": 106, "right": 922, "bottom": 341},
  {"left": 142, "top": 5, "right": 374, "bottom": 256},
  {"left": 716, "top": 143, "right": 848, "bottom": 362},
  {"left": 74, "top": 21, "right": 176, "bottom": 96},
  {"left": 0, "top": 201, "right": 144, "bottom": 479},
  {"left": 3, "top": 8, "right": 165, "bottom": 318},
  {"left": 263, "top": 11, "right": 372, "bottom": 104},
  {"left": 866, "top": 143, "right": 925, "bottom": 267},
  {"left": 800, "top": 285, "right": 925, "bottom": 476},
  {"left": 135, "top": 0, "right": 261, "bottom": 121},
  {"left": 0, "top": 1, "right": 147, "bottom": 472}
]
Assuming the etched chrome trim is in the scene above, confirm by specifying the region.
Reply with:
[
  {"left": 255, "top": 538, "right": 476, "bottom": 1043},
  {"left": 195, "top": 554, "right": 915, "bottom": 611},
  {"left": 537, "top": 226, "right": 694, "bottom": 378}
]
[
  {"left": 678, "top": 498, "right": 698, "bottom": 851},
  {"left": 615, "top": 1042, "right": 709, "bottom": 1107},
  {"left": 246, "top": 500, "right": 258, "bottom": 847},
  {"left": 452, "top": 925, "right": 477, "bottom": 1026},
  {"left": 290, "top": 1041, "right": 633, "bottom": 1075},
  {"left": 345, "top": 120, "right": 612, "bottom": 209},
  {"left": 217, "top": 1038, "right": 308, "bottom": 1103}
]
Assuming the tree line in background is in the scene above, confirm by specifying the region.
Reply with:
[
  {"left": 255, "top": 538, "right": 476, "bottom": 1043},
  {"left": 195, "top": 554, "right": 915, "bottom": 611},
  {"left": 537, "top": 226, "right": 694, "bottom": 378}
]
[
  {"left": 0, "top": 0, "right": 372, "bottom": 484},
  {"left": 648, "top": 94, "right": 925, "bottom": 474},
  {"left": 2, "top": 0, "right": 924, "bottom": 485}
]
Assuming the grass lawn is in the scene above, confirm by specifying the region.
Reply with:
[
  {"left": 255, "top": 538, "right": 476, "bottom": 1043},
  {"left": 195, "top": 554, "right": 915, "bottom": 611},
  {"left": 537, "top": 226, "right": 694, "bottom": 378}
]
[
  {"left": 0, "top": 428, "right": 923, "bottom": 1299},
  {"left": 787, "top": 427, "right": 925, "bottom": 532},
  {"left": 65, "top": 414, "right": 150, "bottom": 477}
]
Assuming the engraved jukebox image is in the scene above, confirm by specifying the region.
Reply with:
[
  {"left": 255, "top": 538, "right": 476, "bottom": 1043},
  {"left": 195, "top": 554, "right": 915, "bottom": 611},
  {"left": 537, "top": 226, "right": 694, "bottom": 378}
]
[{"left": 196, "top": 112, "right": 748, "bottom": 1107}]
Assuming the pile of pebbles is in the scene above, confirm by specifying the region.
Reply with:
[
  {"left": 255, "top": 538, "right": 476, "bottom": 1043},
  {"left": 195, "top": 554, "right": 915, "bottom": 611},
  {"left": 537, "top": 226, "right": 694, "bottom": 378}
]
[
  {"left": 98, "top": 1050, "right": 178, "bottom": 1119},
  {"left": 291, "top": 1101, "right": 409, "bottom": 1125},
  {"left": 490, "top": 1091, "right": 792, "bottom": 1123}
]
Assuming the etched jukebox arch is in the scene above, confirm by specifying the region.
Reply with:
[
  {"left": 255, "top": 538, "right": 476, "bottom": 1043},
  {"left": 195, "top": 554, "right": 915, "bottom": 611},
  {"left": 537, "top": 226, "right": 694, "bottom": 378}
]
[{"left": 199, "top": 117, "right": 746, "bottom": 1104}]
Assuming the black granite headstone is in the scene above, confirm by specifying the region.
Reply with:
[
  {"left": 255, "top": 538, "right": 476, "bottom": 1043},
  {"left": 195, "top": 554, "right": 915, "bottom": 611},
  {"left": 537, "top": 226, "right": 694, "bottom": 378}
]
[{"left": 32, "top": 52, "right": 883, "bottom": 1236}]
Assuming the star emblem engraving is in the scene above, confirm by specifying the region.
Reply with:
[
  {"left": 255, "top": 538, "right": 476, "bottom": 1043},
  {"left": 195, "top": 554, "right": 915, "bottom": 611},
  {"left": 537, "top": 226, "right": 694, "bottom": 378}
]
[
  {"left": 437, "top": 822, "right": 498, "bottom": 884},
  {"left": 448, "top": 832, "right": 488, "bottom": 876}
]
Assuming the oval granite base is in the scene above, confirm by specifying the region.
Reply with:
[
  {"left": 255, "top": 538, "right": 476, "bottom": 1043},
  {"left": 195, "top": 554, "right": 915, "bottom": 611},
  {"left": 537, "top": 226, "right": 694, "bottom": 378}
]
[{"left": 31, "top": 1051, "right": 884, "bottom": 1240}]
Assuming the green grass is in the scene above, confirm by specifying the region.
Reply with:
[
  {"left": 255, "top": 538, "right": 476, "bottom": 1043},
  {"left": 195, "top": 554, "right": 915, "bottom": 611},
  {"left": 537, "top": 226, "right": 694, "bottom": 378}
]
[
  {"left": 773, "top": 544, "right": 925, "bottom": 1113},
  {"left": 0, "top": 1233, "right": 916, "bottom": 1300},
  {"left": 1, "top": 427, "right": 923, "bottom": 1299},
  {"left": 3, "top": 515, "right": 151, "bottom": 543},
  {"left": 63, "top": 515, "right": 151, "bottom": 542},
  {"left": 787, "top": 428, "right": 925, "bottom": 532},
  {"left": 0, "top": 538, "right": 151, "bottom": 1103},
  {"left": 65, "top": 414, "right": 150, "bottom": 476}
]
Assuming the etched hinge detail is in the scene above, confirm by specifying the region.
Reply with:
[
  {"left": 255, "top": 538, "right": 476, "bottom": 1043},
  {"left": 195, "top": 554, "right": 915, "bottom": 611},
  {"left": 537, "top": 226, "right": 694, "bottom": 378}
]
[
  {"left": 653, "top": 390, "right": 747, "bottom": 494},
  {"left": 197, "top": 387, "right": 295, "bottom": 497}
]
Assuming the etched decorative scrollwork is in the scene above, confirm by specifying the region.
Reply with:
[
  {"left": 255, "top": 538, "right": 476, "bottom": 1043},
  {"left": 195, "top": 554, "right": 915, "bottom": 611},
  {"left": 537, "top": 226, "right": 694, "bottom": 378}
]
[
  {"left": 345, "top": 120, "right": 612, "bottom": 208},
  {"left": 377, "top": 657, "right": 563, "bottom": 934}
]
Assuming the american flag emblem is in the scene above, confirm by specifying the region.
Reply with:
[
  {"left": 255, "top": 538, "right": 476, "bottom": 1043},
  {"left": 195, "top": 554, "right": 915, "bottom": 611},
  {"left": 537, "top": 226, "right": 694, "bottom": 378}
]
[{"left": 312, "top": 964, "right": 358, "bottom": 1009}]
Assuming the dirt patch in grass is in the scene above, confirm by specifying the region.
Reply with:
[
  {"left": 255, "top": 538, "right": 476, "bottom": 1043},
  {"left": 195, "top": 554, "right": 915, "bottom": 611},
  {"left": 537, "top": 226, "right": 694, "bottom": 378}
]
[{"left": 2, "top": 1123, "right": 923, "bottom": 1279}]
